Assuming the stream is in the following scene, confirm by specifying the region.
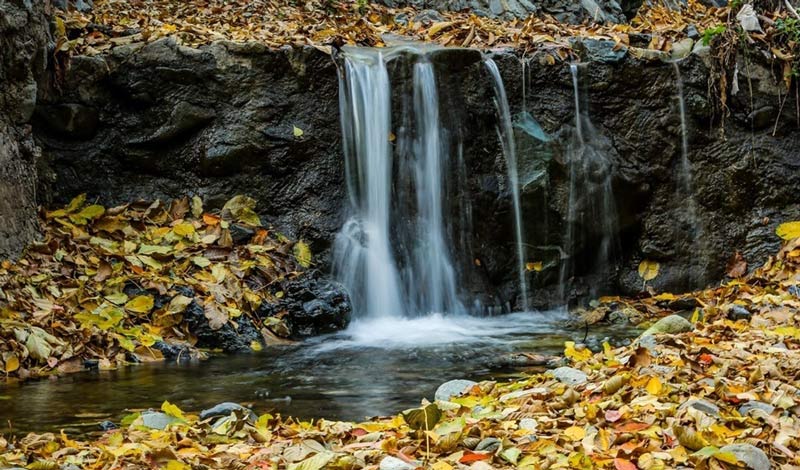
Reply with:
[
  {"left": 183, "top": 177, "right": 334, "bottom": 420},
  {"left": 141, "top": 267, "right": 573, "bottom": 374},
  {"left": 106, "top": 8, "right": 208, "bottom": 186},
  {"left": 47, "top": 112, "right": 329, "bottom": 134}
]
[{"left": 0, "top": 311, "right": 636, "bottom": 435}]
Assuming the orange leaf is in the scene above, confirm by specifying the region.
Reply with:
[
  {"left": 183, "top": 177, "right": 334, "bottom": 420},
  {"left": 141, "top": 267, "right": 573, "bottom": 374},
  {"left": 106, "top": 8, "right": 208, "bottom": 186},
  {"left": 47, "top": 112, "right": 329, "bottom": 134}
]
[
  {"left": 615, "top": 422, "right": 650, "bottom": 432},
  {"left": 614, "top": 458, "right": 638, "bottom": 470},
  {"left": 203, "top": 213, "right": 220, "bottom": 226},
  {"left": 459, "top": 452, "right": 491, "bottom": 463}
]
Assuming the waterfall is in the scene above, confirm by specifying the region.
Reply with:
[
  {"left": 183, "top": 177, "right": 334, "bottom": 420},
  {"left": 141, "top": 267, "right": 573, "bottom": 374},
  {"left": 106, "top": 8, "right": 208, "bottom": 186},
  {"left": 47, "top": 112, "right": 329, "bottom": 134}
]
[
  {"left": 335, "top": 50, "right": 406, "bottom": 318},
  {"left": 559, "top": 63, "right": 619, "bottom": 302},
  {"left": 484, "top": 58, "right": 529, "bottom": 312},
  {"left": 334, "top": 47, "right": 464, "bottom": 319}
]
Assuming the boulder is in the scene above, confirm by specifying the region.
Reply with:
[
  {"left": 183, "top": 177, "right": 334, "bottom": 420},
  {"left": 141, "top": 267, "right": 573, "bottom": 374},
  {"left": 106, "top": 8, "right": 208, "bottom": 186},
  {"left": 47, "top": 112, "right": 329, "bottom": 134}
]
[{"left": 640, "top": 315, "right": 693, "bottom": 337}]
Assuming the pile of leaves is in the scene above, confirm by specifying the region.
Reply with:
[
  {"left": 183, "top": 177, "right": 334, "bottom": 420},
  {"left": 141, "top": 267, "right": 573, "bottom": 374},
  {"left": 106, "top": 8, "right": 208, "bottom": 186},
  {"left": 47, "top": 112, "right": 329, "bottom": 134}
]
[
  {"left": 2, "top": 225, "right": 799, "bottom": 469},
  {"left": 0, "top": 194, "right": 312, "bottom": 381},
  {"left": 56, "top": 0, "right": 727, "bottom": 59}
]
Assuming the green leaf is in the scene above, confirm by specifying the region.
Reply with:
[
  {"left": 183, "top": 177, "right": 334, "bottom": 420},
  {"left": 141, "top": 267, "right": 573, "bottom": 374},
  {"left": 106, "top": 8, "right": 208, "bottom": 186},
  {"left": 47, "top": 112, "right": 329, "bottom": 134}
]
[
  {"left": 293, "top": 241, "right": 312, "bottom": 268},
  {"left": 500, "top": 447, "right": 521, "bottom": 464},
  {"left": 65, "top": 193, "right": 86, "bottom": 212},
  {"left": 293, "top": 125, "right": 304, "bottom": 138},
  {"left": 161, "top": 400, "right": 186, "bottom": 420},
  {"left": 26, "top": 331, "right": 51, "bottom": 362},
  {"left": 125, "top": 295, "right": 154, "bottom": 314},
  {"left": 138, "top": 244, "right": 173, "bottom": 255},
  {"left": 78, "top": 204, "right": 105, "bottom": 220},
  {"left": 402, "top": 402, "right": 442, "bottom": 430},
  {"left": 192, "top": 256, "right": 211, "bottom": 268}
]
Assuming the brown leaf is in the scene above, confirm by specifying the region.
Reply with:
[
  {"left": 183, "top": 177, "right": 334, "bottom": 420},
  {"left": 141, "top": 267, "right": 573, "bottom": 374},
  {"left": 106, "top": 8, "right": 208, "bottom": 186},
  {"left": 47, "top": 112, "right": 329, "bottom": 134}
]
[{"left": 726, "top": 251, "right": 747, "bottom": 278}]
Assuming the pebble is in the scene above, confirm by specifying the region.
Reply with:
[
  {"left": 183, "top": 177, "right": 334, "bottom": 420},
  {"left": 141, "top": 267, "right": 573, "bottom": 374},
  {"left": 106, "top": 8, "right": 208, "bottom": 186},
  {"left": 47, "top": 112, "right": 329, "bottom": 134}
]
[
  {"left": 720, "top": 443, "right": 770, "bottom": 470},
  {"left": 435, "top": 379, "right": 477, "bottom": 402},
  {"left": 551, "top": 366, "right": 588, "bottom": 386},
  {"left": 380, "top": 456, "right": 418, "bottom": 470},
  {"left": 738, "top": 401, "right": 775, "bottom": 417},
  {"left": 680, "top": 398, "right": 720, "bottom": 417},
  {"left": 199, "top": 402, "right": 257, "bottom": 422}
]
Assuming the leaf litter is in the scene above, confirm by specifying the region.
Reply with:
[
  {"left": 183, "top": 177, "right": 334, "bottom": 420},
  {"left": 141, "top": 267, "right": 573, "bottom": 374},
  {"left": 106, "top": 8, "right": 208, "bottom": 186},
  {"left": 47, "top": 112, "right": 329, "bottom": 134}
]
[
  {"left": 2, "top": 221, "right": 800, "bottom": 468},
  {"left": 0, "top": 194, "right": 313, "bottom": 381}
]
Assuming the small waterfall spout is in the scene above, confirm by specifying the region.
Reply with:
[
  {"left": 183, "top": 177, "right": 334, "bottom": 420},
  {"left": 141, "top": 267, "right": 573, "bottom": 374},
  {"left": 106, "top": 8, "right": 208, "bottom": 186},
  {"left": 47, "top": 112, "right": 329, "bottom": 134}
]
[
  {"left": 334, "top": 47, "right": 465, "bottom": 319},
  {"left": 484, "top": 57, "right": 529, "bottom": 312},
  {"left": 560, "top": 63, "right": 619, "bottom": 302}
]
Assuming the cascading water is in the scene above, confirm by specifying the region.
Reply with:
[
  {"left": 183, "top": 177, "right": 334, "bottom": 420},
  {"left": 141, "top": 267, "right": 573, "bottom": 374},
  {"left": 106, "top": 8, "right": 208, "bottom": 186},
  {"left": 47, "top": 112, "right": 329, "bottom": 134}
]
[
  {"left": 335, "top": 49, "right": 406, "bottom": 318},
  {"left": 559, "top": 63, "right": 619, "bottom": 302},
  {"left": 334, "top": 47, "right": 464, "bottom": 319},
  {"left": 484, "top": 58, "right": 529, "bottom": 312}
]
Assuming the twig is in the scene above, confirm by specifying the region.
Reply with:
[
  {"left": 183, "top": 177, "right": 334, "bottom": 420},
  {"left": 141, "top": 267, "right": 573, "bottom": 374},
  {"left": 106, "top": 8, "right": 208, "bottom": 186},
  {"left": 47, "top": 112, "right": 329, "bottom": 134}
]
[{"left": 786, "top": 0, "right": 800, "bottom": 19}]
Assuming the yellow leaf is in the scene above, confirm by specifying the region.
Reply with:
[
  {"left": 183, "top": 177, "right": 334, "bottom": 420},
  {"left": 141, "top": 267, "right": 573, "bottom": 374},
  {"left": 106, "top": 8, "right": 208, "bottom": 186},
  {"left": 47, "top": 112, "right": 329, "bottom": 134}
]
[
  {"left": 250, "top": 340, "right": 263, "bottom": 352},
  {"left": 563, "top": 425, "right": 586, "bottom": 441},
  {"left": 161, "top": 401, "right": 185, "bottom": 420},
  {"left": 526, "top": 261, "right": 543, "bottom": 272},
  {"left": 293, "top": 125, "right": 304, "bottom": 137},
  {"left": 776, "top": 221, "right": 800, "bottom": 240},
  {"left": 165, "top": 460, "right": 189, "bottom": 470},
  {"left": 431, "top": 461, "right": 453, "bottom": 470},
  {"left": 3, "top": 353, "right": 19, "bottom": 373},
  {"left": 294, "top": 241, "right": 312, "bottom": 268},
  {"left": 638, "top": 260, "right": 660, "bottom": 282},
  {"left": 125, "top": 295, "right": 154, "bottom": 314},
  {"left": 645, "top": 376, "right": 662, "bottom": 395},
  {"left": 564, "top": 341, "right": 592, "bottom": 362},
  {"left": 173, "top": 223, "right": 195, "bottom": 237}
]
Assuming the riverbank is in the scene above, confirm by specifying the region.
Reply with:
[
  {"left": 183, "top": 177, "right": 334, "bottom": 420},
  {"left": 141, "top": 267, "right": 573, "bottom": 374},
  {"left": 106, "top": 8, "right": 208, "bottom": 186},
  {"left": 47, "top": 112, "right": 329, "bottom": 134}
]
[
  {"left": 0, "top": 195, "right": 350, "bottom": 382},
  {"left": 2, "top": 224, "right": 798, "bottom": 469}
]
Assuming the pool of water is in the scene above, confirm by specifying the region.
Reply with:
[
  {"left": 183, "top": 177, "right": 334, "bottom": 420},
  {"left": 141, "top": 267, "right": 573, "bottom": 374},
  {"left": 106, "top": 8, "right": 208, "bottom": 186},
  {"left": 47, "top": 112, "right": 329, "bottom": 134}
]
[{"left": 0, "top": 311, "right": 636, "bottom": 435}]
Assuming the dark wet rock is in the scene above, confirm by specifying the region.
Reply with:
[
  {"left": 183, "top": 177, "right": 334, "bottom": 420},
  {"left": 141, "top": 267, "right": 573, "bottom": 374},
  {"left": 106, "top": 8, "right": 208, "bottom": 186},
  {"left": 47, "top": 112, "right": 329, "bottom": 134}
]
[
  {"left": 475, "top": 437, "right": 501, "bottom": 452},
  {"left": 727, "top": 304, "right": 752, "bottom": 321},
  {"left": 127, "top": 101, "right": 215, "bottom": 147},
  {"left": 435, "top": 379, "right": 478, "bottom": 401},
  {"left": 376, "top": 0, "right": 631, "bottom": 23},
  {"left": 0, "top": 0, "right": 49, "bottom": 259},
  {"left": 720, "top": 444, "right": 770, "bottom": 470},
  {"left": 30, "top": 42, "right": 800, "bottom": 313},
  {"left": 152, "top": 341, "right": 194, "bottom": 360},
  {"left": 34, "top": 104, "right": 99, "bottom": 140},
  {"left": 686, "top": 24, "right": 700, "bottom": 39},
  {"left": 489, "top": 352, "right": 560, "bottom": 369},
  {"left": 257, "top": 273, "right": 350, "bottom": 338},
  {"left": 98, "top": 420, "right": 118, "bottom": 431},
  {"left": 572, "top": 38, "right": 628, "bottom": 64},
  {"left": 184, "top": 299, "right": 262, "bottom": 353},
  {"left": 199, "top": 402, "right": 257, "bottom": 421},
  {"left": 229, "top": 223, "right": 256, "bottom": 245},
  {"left": 414, "top": 9, "right": 445, "bottom": 24}
]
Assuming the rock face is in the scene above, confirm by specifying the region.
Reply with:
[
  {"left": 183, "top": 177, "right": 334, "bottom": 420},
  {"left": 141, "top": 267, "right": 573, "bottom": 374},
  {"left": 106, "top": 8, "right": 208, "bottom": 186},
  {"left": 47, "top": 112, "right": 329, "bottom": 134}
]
[
  {"left": 32, "top": 39, "right": 800, "bottom": 311},
  {"left": 0, "top": 0, "right": 50, "bottom": 259}
]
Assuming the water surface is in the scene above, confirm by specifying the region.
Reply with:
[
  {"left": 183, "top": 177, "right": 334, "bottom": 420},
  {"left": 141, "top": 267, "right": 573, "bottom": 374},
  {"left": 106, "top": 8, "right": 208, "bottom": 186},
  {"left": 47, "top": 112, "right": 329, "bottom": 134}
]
[{"left": 0, "top": 311, "right": 635, "bottom": 435}]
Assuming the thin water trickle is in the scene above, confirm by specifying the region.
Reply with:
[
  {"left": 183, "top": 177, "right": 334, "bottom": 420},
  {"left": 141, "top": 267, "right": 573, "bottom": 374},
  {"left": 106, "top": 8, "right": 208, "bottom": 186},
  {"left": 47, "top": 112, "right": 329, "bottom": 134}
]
[
  {"left": 484, "top": 57, "right": 529, "bottom": 311},
  {"left": 560, "top": 63, "right": 619, "bottom": 302}
]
